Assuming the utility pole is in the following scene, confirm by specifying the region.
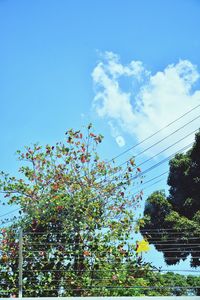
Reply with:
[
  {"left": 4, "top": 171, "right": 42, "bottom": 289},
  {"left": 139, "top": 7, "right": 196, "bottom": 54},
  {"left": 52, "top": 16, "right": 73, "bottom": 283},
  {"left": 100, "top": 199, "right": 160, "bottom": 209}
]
[{"left": 18, "top": 229, "right": 23, "bottom": 298}]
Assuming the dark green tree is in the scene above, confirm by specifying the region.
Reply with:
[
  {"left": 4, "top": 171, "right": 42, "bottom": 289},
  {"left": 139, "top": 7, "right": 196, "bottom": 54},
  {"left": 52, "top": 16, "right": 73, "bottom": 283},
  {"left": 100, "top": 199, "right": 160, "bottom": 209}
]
[{"left": 143, "top": 131, "right": 200, "bottom": 267}]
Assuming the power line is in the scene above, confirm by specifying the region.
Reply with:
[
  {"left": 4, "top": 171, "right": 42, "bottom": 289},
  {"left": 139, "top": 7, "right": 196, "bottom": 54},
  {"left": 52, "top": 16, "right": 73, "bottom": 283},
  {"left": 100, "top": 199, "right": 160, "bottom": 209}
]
[
  {"left": 126, "top": 127, "right": 198, "bottom": 169},
  {"left": 162, "top": 256, "right": 200, "bottom": 260},
  {"left": 145, "top": 238, "right": 200, "bottom": 242},
  {"left": 141, "top": 232, "right": 200, "bottom": 235},
  {"left": 97, "top": 124, "right": 199, "bottom": 189},
  {"left": 0, "top": 208, "right": 20, "bottom": 219},
  {"left": 155, "top": 250, "right": 200, "bottom": 252},
  {"left": 22, "top": 242, "right": 200, "bottom": 247},
  {"left": 138, "top": 171, "right": 168, "bottom": 186},
  {"left": 20, "top": 285, "right": 200, "bottom": 291},
  {"left": 19, "top": 244, "right": 200, "bottom": 252},
  {"left": 93, "top": 132, "right": 191, "bottom": 199},
  {"left": 1, "top": 267, "right": 199, "bottom": 274},
  {"left": 129, "top": 177, "right": 167, "bottom": 200},
  {"left": 128, "top": 142, "right": 193, "bottom": 182},
  {"left": 108, "top": 103, "right": 200, "bottom": 162},
  {"left": 21, "top": 270, "right": 200, "bottom": 282},
  {"left": 148, "top": 247, "right": 200, "bottom": 251},
  {"left": 22, "top": 227, "right": 199, "bottom": 236},
  {"left": 0, "top": 217, "right": 21, "bottom": 226},
  {"left": 86, "top": 141, "right": 193, "bottom": 208},
  {"left": 96, "top": 140, "right": 193, "bottom": 198},
  {"left": 21, "top": 257, "right": 200, "bottom": 265},
  {"left": 140, "top": 228, "right": 200, "bottom": 232},
  {"left": 20, "top": 219, "right": 200, "bottom": 236},
  {"left": 119, "top": 120, "right": 200, "bottom": 168},
  {"left": 22, "top": 226, "right": 199, "bottom": 235},
  {"left": 6, "top": 269, "right": 200, "bottom": 275}
]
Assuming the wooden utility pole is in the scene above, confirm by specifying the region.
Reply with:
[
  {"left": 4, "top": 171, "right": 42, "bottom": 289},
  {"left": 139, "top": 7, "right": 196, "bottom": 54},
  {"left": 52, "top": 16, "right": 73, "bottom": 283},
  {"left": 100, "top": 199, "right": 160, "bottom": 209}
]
[{"left": 18, "top": 229, "right": 23, "bottom": 298}]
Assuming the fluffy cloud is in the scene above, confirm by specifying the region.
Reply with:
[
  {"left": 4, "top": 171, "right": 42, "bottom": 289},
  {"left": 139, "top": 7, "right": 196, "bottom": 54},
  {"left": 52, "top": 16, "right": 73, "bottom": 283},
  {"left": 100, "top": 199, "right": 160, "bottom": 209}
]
[
  {"left": 108, "top": 121, "right": 126, "bottom": 147},
  {"left": 115, "top": 136, "right": 126, "bottom": 147},
  {"left": 92, "top": 52, "right": 200, "bottom": 156}
]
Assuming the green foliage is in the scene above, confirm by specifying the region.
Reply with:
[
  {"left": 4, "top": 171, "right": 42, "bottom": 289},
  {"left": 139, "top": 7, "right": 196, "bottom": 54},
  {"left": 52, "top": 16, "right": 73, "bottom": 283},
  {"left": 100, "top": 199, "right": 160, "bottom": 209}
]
[
  {"left": 143, "top": 130, "right": 200, "bottom": 267},
  {"left": 1, "top": 126, "right": 200, "bottom": 297},
  {"left": 0, "top": 125, "right": 144, "bottom": 297}
]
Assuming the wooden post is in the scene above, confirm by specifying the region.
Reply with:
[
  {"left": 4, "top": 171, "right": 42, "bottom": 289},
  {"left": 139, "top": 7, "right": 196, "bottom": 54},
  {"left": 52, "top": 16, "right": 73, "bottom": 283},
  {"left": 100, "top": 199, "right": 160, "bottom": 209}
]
[{"left": 18, "top": 229, "right": 23, "bottom": 298}]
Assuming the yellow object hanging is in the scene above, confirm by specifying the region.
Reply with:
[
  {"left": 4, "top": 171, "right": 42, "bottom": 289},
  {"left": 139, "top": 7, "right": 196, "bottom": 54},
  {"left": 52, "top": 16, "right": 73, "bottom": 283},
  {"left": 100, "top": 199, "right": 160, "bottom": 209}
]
[{"left": 136, "top": 239, "right": 150, "bottom": 253}]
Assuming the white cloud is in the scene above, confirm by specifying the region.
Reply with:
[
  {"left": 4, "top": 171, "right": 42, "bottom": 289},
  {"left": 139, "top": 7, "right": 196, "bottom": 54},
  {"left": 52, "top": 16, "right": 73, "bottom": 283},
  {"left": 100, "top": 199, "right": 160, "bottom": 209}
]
[
  {"left": 92, "top": 52, "right": 200, "bottom": 157},
  {"left": 108, "top": 121, "right": 126, "bottom": 147},
  {"left": 95, "top": 51, "right": 148, "bottom": 80},
  {"left": 115, "top": 136, "right": 126, "bottom": 147}
]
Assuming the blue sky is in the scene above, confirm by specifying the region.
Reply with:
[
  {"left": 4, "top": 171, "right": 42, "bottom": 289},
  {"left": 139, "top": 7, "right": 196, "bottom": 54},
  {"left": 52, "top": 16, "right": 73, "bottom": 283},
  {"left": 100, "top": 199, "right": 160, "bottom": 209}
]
[{"left": 1, "top": 0, "right": 200, "bottom": 272}]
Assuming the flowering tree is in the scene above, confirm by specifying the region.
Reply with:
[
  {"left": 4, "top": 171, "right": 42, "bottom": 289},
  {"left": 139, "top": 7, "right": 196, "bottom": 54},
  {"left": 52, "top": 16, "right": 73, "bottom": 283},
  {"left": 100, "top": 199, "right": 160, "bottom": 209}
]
[{"left": 0, "top": 125, "right": 147, "bottom": 297}]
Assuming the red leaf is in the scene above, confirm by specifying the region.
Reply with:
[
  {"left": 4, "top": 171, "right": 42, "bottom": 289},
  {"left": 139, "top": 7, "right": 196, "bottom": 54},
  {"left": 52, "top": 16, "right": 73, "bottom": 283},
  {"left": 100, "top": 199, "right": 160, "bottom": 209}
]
[
  {"left": 56, "top": 206, "right": 64, "bottom": 211},
  {"left": 83, "top": 250, "right": 90, "bottom": 256},
  {"left": 81, "top": 156, "right": 86, "bottom": 163}
]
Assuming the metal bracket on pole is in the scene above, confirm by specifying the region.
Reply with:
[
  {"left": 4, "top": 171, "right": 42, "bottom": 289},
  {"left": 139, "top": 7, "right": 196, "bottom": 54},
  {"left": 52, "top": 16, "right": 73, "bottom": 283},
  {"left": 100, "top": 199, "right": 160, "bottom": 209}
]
[{"left": 18, "top": 229, "right": 23, "bottom": 298}]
